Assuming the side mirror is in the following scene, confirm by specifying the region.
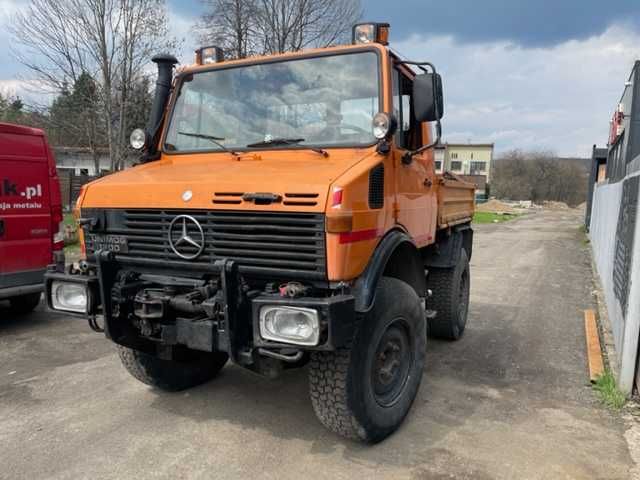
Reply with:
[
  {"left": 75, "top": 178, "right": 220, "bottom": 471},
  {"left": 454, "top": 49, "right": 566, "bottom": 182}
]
[{"left": 412, "top": 73, "right": 444, "bottom": 122}]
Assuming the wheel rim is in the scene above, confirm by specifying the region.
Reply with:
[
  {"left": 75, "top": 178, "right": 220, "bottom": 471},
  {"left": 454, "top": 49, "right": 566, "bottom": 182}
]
[
  {"left": 371, "top": 319, "right": 413, "bottom": 407},
  {"left": 458, "top": 266, "right": 470, "bottom": 329}
]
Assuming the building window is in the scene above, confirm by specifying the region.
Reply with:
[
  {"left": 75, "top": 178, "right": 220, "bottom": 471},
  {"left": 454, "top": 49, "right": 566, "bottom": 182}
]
[
  {"left": 435, "top": 160, "right": 442, "bottom": 171},
  {"left": 451, "top": 152, "right": 458, "bottom": 159},
  {"left": 470, "top": 161, "right": 486, "bottom": 173},
  {"left": 470, "top": 152, "right": 474, "bottom": 160},
  {"left": 451, "top": 161, "right": 462, "bottom": 171}
]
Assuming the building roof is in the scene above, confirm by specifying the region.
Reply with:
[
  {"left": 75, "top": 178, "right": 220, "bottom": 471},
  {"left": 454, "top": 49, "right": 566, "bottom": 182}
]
[
  {"left": 444, "top": 142, "right": 495, "bottom": 148},
  {"left": 592, "top": 147, "right": 608, "bottom": 160}
]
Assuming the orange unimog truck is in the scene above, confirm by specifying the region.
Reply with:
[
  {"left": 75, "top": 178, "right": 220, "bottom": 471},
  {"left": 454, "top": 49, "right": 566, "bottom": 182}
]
[{"left": 45, "top": 22, "right": 475, "bottom": 443}]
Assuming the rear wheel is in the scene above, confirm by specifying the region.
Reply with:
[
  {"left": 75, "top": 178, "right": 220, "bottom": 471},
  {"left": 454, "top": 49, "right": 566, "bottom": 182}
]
[
  {"left": 9, "top": 292, "right": 41, "bottom": 314},
  {"left": 117, "top": 346, "right": 228, "bottom": 391},
  {"left": 308, "top": 277, "right": 426, "bottom": 443},
  {"left": 427, "top": 248, "right": 470, "bottom": 340}
]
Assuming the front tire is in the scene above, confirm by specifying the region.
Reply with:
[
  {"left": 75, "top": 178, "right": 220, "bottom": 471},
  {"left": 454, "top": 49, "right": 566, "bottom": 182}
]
[
  {"left": 308, "top": 277, "right": 426, "bottom": 443},
  {"left": 117, "top": 346, "right": 228, "bottom": 391},
  {"left": 9, "top": 292, "right": 41, "bottom": 314}
]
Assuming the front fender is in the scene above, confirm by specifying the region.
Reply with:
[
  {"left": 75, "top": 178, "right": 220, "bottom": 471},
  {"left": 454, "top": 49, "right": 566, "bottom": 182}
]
[{"left": 352, "top": 229, "right": 426, "bottom": 313}]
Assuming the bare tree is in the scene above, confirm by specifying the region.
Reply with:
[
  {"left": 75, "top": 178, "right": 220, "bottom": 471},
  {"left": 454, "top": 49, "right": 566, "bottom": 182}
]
[
  {"left": 196, "top": 0, "right": 362, "bottom": 58},
  {"left": 11, "top": 0, "right": 176, "bottom": 171},
  {"left": 257, "top": 0, "right": 362, "bottom": 54},
  {"left": 197, "top": 0, "right": 259, "bottom": 59},
  {"left": 113, "top": 0, "right": 175, "bottom": 170},
  {"left": 492, "top": 150, "right": 589, "bottom": 207}
]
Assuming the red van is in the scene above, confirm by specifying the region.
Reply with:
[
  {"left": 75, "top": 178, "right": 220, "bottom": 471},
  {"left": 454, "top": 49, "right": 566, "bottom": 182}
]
[{"left": 0, "top": 123, "right": 64, "bottom": 313}]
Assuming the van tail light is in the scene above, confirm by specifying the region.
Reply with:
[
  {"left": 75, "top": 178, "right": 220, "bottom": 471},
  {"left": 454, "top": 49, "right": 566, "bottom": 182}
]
[
  {"left": 53, "top": 221, "right": 65, "bottom": 251},
  {"left": 52, "top": 205, "right": 64, "bottom": 252}
]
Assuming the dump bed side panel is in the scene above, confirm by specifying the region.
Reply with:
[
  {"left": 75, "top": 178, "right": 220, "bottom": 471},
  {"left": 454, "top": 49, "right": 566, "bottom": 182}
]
[{"left": 436, "top": 176, "right": 476, "bottom": 229}]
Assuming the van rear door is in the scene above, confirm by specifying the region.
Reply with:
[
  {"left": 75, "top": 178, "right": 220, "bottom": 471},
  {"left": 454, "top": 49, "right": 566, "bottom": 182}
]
[{"left": 0, "top": 126, "right": 53, "bottom": 289}]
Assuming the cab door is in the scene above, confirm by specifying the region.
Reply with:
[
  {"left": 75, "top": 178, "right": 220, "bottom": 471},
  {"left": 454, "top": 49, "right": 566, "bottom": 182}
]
[
  {"left": 392, "top": 67, "right": 437, "bottom": 247},
  {"left": 0, "top": 130, "right": 52, "bottom": 288}
]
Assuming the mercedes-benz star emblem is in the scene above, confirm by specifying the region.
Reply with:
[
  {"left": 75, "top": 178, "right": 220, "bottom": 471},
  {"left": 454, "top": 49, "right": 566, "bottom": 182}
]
[{"left": 168, "top": 215, "right": 205, "bottom": 260}]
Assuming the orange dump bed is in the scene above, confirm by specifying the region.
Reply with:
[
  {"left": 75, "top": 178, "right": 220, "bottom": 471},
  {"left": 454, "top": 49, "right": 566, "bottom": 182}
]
[{"left": 436, "top": 173, "right": 476, "bottom": 229}]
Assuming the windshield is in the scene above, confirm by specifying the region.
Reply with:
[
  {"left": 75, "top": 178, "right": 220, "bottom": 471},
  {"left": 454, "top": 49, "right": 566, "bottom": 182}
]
[{"left": 164, "top": 51, "right": 380, "bottom": 153}]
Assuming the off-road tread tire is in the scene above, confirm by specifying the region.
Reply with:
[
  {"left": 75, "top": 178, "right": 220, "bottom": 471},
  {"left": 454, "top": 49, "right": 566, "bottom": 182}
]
[
  {"left": 427, "top": 248, "right": 470, "bottom": 340},
  {"left": 309, "top": 277, "right": 425, "bottom": 443},
  {"left": 117, "top": 346, "right": 228, "bottom": 392},
  {"left": 309, "top": 340, "right": 361, "bottom": 440},
  {"left": 9, "top": 292, "right": 41, "bottom": 314}
]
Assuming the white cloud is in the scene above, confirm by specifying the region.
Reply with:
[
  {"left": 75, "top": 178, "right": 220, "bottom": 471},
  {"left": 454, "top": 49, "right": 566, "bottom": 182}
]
[
  {"left": 395, "top": 24, "right": 640, "bottom": 156},
  {"left": 0, "top": 79, "right": 55, "bottom": 107},
  {"left": 2, "top": 2, "right": 639, "bottom": 157},
  {"left": 166, "top": 7, "right": 200, "bottom": 66}
]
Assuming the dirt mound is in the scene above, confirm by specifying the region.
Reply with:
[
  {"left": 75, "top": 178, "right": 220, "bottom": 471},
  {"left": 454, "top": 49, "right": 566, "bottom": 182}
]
[
  {"left": 543, "top": 201, "right": 570, "bottom": 210},
  {"left": 476, "top": 199, "right": 519, "bottom": 214}
]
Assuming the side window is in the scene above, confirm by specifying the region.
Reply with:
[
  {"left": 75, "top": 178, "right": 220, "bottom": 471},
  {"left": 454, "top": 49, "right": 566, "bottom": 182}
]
[{"left": 392, "top": 68, "right": 422, "bottom": 149}]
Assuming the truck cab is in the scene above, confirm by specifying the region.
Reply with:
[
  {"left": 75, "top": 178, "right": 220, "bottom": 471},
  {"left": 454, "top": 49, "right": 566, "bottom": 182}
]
[{"left": 46, "top": 23, "right": 475, "bottom": 443}]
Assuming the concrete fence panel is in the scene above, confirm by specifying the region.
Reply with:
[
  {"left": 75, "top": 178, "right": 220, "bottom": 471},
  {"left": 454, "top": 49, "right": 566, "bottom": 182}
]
[{"left": 590, "top": 173, "right": 640, "bottom": 393}]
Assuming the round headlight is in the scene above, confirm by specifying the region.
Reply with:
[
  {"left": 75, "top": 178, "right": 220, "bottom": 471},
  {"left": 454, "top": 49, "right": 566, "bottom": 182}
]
[
  {"left": 372, "top": 112, "right": 392, "bottom": 139},
  {"left": 130, "top": 128, "right": 147, "bottom": 150}
]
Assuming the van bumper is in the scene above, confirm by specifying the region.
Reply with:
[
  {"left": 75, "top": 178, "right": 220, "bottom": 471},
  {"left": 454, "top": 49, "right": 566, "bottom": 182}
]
[
  {"left": 0, "top": 283, "right": 43, "bottom": 300},
  {"left": 0, "top": 269, "right": 46, "bottom": 300}
]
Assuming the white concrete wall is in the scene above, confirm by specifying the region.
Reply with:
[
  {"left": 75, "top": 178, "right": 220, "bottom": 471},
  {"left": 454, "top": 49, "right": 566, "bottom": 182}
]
[
  {"left": 590, "top": 181, "right": 624, "bottom": 350},
  {"left": 590, "top": 173, "right": 640, "bottom": 393}
]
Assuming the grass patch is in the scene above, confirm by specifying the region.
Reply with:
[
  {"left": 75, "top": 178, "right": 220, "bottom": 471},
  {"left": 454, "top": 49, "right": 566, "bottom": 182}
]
[
  {"left": 578, "top": 224, "right": 591, "bottom": 246},
  {"left": 63, "top": 213, "right": 76, "bottom": 228},
  {"left": 593, "top": 371, "right": 626, "bottom": 410},
  {"left": 63, "top": 213, "right": 80, "bottom": 253},
  {"left": 473, "top": 212, "right": 519, "bottom": 224},
  {"left": 64, "top": 243, "right": 81, "bottom": 256}
]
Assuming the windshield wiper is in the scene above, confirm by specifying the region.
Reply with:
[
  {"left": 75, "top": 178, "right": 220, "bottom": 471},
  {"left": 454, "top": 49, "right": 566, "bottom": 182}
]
[
  {"left": 247, "top": 138, "right": 328, "bottom": 157},
  {"left": 178, "top": 131, "right": 238, "bottom": 156},
  {"left": 247, "top": 138, "right": 305, "bottom": 148}
]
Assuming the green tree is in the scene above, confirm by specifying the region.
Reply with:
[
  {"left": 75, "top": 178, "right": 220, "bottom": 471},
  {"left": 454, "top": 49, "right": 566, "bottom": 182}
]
[
  {"left": 0, "top": 96, "right": 26, "bottom": 124},
  {"left": 49, "top": 72, "right": 105, "bottom": 172}
]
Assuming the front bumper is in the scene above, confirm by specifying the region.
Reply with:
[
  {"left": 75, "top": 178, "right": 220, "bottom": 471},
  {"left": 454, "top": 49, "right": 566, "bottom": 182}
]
[{"left": 44, "top": 252, "right": 355, "bottom": 361}]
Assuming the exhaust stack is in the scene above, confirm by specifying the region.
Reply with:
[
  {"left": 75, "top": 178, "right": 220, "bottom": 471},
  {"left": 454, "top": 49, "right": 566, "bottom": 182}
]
[{"left": 143, "top": 53, "right": 178, "bottom": 161}]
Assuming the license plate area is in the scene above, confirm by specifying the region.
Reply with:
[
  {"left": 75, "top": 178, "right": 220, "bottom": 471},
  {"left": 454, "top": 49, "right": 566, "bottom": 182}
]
[{"left": 89, "top": 234, "right": 129, "bottom": 253}]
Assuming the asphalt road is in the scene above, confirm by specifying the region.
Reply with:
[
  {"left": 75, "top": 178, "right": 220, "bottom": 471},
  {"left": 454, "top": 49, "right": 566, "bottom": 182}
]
[{"left": 0, "top": 209, "right": 634, "bottom": 479}]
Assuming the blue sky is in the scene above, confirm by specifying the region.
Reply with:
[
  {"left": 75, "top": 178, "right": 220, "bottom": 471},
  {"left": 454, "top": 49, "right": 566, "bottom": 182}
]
[{"left": 2, "top": 0, "right": 640, "bottom": 156}]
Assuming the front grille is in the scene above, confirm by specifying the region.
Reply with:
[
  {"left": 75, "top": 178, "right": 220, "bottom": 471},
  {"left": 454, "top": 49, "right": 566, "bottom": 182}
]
[{"left": 85, "top": 210, "right": 327, "bottom": 279}]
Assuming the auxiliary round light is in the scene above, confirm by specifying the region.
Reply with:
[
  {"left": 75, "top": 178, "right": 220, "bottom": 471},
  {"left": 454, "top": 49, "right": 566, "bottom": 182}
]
[
  {"left": 130, "top": 128, "right": 146, "bottom": 150},
  {"left": 372, "top": 112, "right": 392, "bottom": 139}
]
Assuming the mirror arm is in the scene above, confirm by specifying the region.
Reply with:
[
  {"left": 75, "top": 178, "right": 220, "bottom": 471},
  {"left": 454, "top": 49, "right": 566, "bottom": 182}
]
[
  {"left": 394, "top": 59, "right": 444, "bottom": 165},
  {"left": 402, "top": 120, "right": 442, "bottom": 165},
  {"left": 394, "top": 59, "right": 437, "bottom": 74}
]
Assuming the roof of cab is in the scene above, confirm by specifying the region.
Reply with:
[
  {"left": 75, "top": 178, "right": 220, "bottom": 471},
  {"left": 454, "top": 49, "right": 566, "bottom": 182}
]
[{"left": 0, "top": 122, "right": 45, "bottom": 137}]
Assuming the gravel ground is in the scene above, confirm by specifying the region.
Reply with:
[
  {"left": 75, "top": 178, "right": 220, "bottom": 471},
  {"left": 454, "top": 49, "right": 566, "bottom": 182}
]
[{"left": 0, "top": 209, "right": 634, "bottom": 479}]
